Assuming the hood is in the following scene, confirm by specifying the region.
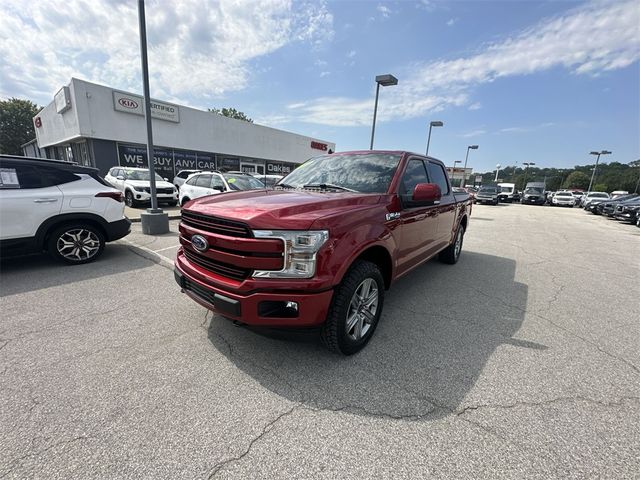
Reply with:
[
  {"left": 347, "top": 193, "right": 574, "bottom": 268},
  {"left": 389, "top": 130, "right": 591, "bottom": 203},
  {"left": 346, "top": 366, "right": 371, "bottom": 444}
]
[
  {"left": 184, "top": 189, "right": 383, "bottom": 230},
  {"left": 127, "top": 179, "right": 175, "bottom": 189}
]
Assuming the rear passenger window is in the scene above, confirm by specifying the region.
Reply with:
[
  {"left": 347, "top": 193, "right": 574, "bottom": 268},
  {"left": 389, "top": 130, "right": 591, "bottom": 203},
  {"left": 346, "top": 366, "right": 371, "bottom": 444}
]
[
  {"left": 195, "top": 175, "right": 212, "bottom": 188},
  {"left": 427, "top": 162, "right": 450, "bottom": 195},
  {"left": 185, "top": 175, "right": 198, "bottom": 186},
  {"left": 38, "top": 167, "right": 80, "bottom": 187}
]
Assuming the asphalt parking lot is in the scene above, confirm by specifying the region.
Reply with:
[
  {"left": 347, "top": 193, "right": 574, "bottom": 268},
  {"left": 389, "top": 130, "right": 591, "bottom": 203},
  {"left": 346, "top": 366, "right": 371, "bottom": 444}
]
[{"left": 1, "top": 204, "right": 639, "bottom": 479}]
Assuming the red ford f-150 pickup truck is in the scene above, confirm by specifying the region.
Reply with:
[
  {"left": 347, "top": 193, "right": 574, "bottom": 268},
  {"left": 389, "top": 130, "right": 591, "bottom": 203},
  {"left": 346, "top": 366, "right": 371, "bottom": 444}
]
[{"left": 175, "top": 150, "right": 472, "bottom": 354}]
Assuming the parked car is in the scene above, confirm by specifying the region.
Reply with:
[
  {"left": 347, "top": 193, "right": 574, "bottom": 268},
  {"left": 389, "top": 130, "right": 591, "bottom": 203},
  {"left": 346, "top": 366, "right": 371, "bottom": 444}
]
[
  {"left": 570, "top": 190, "right": 585, "bottom": 206},
  {"left": 598, "top": 194, "right": 639, "bottom": 217},
  {"left": 173, "top": 169, "right": 201, "bottom": 189},
  {"left": 254, "top": 174, "right": 284, "bottom": 188},
  {"left": 551, "top": 191, "right": 575, "bottom": 207},
  {"left": 105, "top": 167, "right": 178, "bottom": 207},
  {"left": 613, "top": 197, "right": 640, "bottom": 224},
  {"left": 611, "top": 190, "right": 629, "bottom": 198},
  {"left": 581, "top": 191, "right": 609, "bottom": 208},
  {"left": 521, "top": 182, "right": 546, "bottom": 205},
  {"left": 0, "top": 155, "right": 130, "bottom": 264},
  {"left": 175, "top": 150, "right": 472, "bottom": 355},
  {"left": 179, "top": 171, "right": 265, "bottom": 206},
  {"left": 475, "top": 185, "right": 499, "bottom": 204},
  {"left": 497, "top": 183, "right": 518, "bottom": 202}
]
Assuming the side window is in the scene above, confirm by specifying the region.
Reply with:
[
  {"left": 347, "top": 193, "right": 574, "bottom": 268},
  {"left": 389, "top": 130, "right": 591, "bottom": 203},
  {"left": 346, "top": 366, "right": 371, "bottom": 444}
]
[
  {"left": 0, "top": 165, "right": 43, "bottom": 189},
  {"left": 178, "top": 171, "right": 187, "bottom": 179},
  {"left": 38, "top": 167, "right": 80, "bottom": 187},
  {"left": 185, "top": 175, "right": 198, "bottom": 186},
  {"left": 427, "top": 162, "right": 449, "bottom": 195},
  {"left": 399, "top": 159, "right": 429, "bottom": 198},
  {"left": 211, "top": 175, "right": 226, "bottom": 190},
  {"left": 195, "top": 174, "right": 212, "bottom": 188}
]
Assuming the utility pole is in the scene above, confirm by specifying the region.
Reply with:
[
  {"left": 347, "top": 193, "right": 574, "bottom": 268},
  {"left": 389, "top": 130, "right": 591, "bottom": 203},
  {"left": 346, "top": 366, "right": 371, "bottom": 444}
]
[{"left": 586, "top": 150, "right": 611, "bottom": 193}]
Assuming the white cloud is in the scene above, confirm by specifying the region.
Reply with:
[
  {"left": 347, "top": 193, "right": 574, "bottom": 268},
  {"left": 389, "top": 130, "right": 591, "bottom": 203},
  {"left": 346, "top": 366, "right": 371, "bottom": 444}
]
[
  {"left": 0, "top": 0, "right": 334, "bottom": 104},
  {"left": 499, "top": 122, "right": 556, "bottom": 134},
  {"left": 289, "top": 0, "right": 639, "bottom": 126},
  {"left": 446, "top": 18, "right": 457, "bottom": 27},
  {"left": 376, "top": 4, "right": 392, "bottom": 18},
  {"left": 319, "top": 71, "right": 331, "bottom": 77},
  {"left": 468, "top": 102, "right": 481, "bottom": 111},
  {"left": 461, "top": 129, "right": 486, "bottom": 138},
  {"left": 346, "top": 50, "right": 357, "bottom": 59}
]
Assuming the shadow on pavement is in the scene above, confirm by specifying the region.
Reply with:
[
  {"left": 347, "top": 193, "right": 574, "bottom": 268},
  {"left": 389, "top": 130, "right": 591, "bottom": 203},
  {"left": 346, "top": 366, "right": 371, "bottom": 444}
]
[
  {"left": 207, "top": 251, "right": 542, "bottom": 421},
  {"left": 0, "top": 244, "right": 154, "bottom": 297}
]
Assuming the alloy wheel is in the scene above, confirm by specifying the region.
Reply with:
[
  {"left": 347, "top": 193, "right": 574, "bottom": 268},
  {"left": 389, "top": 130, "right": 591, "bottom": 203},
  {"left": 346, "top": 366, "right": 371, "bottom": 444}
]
[
  {"left": 56, "top": 229, "right": 101, "bottom": 262},
  {"left": 345, "top": 278, "right": 379, "bottom": 341}
]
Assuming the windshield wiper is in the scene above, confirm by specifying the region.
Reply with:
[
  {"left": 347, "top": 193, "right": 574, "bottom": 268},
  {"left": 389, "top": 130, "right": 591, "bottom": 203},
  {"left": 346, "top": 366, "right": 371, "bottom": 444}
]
[
  {"left": 274, "top": 183, "right": 296, "bottom": 189},
  {"left": 303, "top": 183, "right": 358, "bottom": 192}
]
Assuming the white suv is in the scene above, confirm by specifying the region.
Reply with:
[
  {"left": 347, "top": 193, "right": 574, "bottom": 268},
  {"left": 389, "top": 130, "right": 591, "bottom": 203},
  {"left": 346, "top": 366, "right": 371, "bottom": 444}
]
[
  {"left": 179, "top": 171, "right": 265, "bottom": 206},
  {"left": 105, "top": 167, "right": 178, "bottom": 207},
  {"left": 0, "top": 155, "right": 130, "bottom": 264}
]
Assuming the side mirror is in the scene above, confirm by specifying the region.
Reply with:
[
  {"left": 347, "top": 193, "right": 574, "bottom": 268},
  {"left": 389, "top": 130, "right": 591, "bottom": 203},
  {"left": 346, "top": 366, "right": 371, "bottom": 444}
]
[
  {"left": 413, "top": 183, "right": 442, "bottom": 204},
  {"left": 212, "top": 186, "right": 224, "bottom": 192},
  {"left": 164, "top": 177, "right": 169, "bottom": 181},
  {"left": 116, "top": 175, "right": 124, "bottom": 181}
]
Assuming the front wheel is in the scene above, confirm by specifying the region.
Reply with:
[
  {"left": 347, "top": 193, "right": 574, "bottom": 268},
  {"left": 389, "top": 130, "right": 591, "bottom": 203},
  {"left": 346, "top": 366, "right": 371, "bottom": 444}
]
[
  {"left": 47, "top": 224, "right": 105, "bottom": 264},
  {"left": 439, "top": 224, "right": 465, "bottom": 265},
  {"left": 321, "top": 260, "right": 384, "bottom": 355},
  {"left": 125, "top": 190, "right": 136, "bottom": 207}
]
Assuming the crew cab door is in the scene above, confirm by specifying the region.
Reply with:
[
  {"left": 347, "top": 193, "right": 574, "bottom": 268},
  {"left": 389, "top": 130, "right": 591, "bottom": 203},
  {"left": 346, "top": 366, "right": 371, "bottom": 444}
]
[
  {"left": 427, "top": 160, "right": 457, "bottom": 246},
  {"left": 396, "top": 158, "right": 441, "bottom": 277}
]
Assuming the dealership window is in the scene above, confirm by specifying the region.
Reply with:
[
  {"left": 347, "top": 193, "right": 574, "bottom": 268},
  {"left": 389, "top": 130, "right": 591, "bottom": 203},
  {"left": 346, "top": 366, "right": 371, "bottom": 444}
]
[{"left": 71, "top": 141, "right": 92, "bottom": 167}]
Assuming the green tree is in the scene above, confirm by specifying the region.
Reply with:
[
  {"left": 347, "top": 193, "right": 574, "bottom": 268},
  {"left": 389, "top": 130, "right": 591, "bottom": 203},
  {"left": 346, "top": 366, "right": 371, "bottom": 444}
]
[
  {"left": 208, "top": 107, "right": 253, "bottom": 123},
  {"left": 592, "top": 183, "right": 608, "bottom": 192},
  {"left": 0, "top": 98, "right": 40, "bottom": 155},
  {"left": 563, "top": 171, "right": 590, "bottom": 189}
]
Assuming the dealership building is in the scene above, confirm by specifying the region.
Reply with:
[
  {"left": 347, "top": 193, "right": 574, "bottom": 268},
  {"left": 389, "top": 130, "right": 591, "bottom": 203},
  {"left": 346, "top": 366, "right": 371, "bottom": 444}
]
[{"left": 23, "top": 78, "right": 335, "bottom": 181}]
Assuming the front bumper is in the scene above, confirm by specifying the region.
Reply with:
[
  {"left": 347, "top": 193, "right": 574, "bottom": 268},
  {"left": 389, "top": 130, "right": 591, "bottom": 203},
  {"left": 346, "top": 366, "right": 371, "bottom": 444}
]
[
  {"left": 522, "top": 196, "right": 545, "bottom": 205},
  {"left": 175, "top": 252, "right": 334, "bottom": 327},
  {"left": 104, "top": 217, "right": 131, "bottom": 241},
  {"left": 133, "top": 190, "right": 178, "bottom": 203}
]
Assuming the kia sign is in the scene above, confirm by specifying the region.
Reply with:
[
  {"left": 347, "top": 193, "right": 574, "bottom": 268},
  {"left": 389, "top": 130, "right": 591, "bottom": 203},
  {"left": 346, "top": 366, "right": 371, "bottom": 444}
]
[{"left": 112, "top": 91, "right": 180, "bottom": 123}]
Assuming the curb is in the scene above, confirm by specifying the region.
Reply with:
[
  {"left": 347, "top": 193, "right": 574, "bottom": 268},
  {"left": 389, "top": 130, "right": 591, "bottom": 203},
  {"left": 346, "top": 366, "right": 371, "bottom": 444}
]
[
  {"left": 129, "top": 214, "right": 182, "bottom": 223},
  {"left": 121, "top": 241, "right": 175, "bottom": 270}
]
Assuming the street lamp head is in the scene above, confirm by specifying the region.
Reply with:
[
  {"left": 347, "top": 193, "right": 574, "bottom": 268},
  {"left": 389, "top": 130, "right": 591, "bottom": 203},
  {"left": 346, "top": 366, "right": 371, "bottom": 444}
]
[
  {"left": 469, "top": 145, "right": 479, "bottom": 150},
  {"left": 375, "top": 74, "right": 398, "bottom": 86},
  {"left": 601, "top": 150, "right": 612, "bottom": 155},
  {"left": 430, "top": 121, "right": 444, "bottom": 127},
  {"left": 496, "top": 164, "right": 501, "bottom": 168},
  {"left": 589, "top": 151, "right": 600, "bottom": 155}
]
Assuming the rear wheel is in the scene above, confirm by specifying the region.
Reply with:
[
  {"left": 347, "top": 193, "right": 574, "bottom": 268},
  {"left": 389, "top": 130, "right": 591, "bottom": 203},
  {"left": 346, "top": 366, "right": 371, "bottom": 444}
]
[
  {"left": 321, "top": 260, "right": 384, "bottom": 355},
  {"left": 439, "top": 223, "right": 465, "bottom": 265},
  {"left": 47, "top": 223, "right": 105, "bottom": 264}
]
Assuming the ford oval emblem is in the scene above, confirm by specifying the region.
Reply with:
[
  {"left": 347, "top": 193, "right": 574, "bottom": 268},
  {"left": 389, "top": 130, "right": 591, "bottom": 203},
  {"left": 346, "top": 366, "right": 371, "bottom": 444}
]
[{"left": 191, "top": 234, "right": 208, "bottom": 252}]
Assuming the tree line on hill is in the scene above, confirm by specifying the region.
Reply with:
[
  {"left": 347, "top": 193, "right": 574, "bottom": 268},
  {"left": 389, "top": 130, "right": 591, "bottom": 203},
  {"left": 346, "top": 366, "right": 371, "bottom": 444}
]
[{"left": 476, "top": 161, "right": 640, "bottom": 193}]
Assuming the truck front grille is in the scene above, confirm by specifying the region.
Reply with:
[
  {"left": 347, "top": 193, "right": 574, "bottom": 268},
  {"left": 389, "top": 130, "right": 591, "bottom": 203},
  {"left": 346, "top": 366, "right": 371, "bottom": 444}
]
[
  {"left": 184, "top": 249, "right": 251, "bottom": 281},
  {"left": 181, "top": 211, "right": 252, "bottom": 238}
]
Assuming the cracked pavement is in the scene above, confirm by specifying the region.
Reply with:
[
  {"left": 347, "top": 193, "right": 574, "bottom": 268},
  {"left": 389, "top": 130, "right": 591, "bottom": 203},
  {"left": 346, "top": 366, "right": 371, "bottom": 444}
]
[{"left": 1, "top": 204, "right": 638, "bottom": 478}]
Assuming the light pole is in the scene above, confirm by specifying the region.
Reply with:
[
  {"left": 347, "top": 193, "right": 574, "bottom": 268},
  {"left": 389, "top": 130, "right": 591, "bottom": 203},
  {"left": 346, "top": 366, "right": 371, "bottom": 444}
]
[
  {"left": 522, "top": 162, "right": 535, "bottom": 190},
  {"left": 138, "top": 0, "right": 169, "bottom": 234},
  {"left": 425, "top": 120, "right": 444, "bottom": 156},
  {"left": 460, "top": 145, "right": 478, "bottom": 187},
  {"left": 369, "top": 74, "right": 398, "bottom": 150},
  {"left": 586, "top": 150, "right": 611, "bottom": 193}
]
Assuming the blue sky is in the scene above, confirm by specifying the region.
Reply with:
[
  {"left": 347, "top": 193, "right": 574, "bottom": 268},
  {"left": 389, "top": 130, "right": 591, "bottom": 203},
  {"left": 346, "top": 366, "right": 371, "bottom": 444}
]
[{"left": 1, "top": 0, "right": 638, "bottom": 173}]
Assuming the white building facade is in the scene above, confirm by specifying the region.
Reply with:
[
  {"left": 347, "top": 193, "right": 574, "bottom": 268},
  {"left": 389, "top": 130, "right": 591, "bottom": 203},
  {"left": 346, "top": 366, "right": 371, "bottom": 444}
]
[{"left": 25, "top": 78, "right": 335, "bottom": 180}]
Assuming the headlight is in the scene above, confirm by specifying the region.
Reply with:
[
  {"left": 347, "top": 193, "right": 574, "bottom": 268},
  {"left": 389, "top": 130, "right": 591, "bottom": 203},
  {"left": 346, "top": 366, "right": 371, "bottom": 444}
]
[{"left": 252, "top": 230, "right": 329, "bottom": 279}]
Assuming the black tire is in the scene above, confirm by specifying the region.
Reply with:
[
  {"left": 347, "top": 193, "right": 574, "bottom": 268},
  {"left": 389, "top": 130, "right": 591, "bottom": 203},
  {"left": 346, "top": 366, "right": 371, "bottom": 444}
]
[
  {"left": 439, "top": 223, "right": 465, "bottom": 265},
  {"left": 321, "top": 260, "right": 385, "bottom": 355},
  {"left": 166, "top": 201, "right": 178, "bottom": 207},
  {"left": 125, "top": 190, "right": 136, "bottom": 207},
  {"left": 181, "top": 197, "right": 191, "bottom": 206},
  {"left": 47, "top": 223, "right": 105, "bottom": 265}
]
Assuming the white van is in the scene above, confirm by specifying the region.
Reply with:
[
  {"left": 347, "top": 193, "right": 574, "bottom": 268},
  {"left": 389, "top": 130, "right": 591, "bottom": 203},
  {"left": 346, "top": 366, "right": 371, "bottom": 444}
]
[{"left": 497, "top": 183, "right": 518, "bottom": 202}]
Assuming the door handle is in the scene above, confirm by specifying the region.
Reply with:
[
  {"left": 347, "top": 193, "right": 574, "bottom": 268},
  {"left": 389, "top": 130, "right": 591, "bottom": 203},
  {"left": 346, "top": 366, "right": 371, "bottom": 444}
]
[{"left": 34, "top": 198, "right": 58, "bottom": 203}]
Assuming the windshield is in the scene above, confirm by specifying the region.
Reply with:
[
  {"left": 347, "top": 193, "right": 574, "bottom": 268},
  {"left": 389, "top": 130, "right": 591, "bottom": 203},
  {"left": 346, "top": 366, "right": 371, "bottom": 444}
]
[
  {"left": 588, "top": 193, "right": 609, "bottom": 198},
  {"left": 500, "top": 186, "right": 513, "bottom": 193},
  {"left": 524, "top": 187, "right": 544, "bottom": 194},
  {"left": 223, "top": 174, "right": 265, "bottom": 191},
  {"left": 479, "top": 187, "right": 497, "bottom": 193},
  {"left": 556, "top": 192, "right": 573, "bottom": 197},
  {"left": 278, "top": 153, "right": 402, "bottom": 193},
  {"left": 125, "top": 170, "right": 164, "bottom": 181}
]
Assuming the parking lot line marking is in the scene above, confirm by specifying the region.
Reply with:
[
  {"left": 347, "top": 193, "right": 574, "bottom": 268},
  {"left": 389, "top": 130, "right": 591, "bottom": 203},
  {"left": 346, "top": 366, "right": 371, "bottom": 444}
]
[{"left": 153, "top": 245, "right": 180, "bottom": 253}]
